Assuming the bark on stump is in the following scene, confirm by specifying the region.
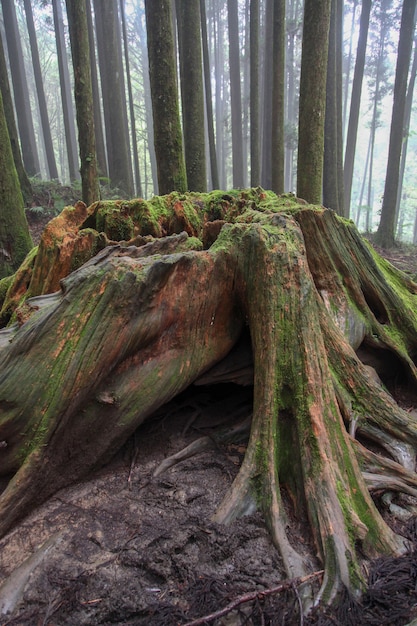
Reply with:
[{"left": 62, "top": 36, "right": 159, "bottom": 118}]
[{"left": 1, "top": 188, "right": 417, "bottom": 608}]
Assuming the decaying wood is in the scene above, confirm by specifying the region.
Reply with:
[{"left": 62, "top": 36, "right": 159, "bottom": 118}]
[{"left": 1, "top": 188, "right": 417, "bottom": 610}]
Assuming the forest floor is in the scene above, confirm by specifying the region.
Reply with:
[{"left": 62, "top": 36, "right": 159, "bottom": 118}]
[{"left": 1, "top": 207, "right": 417, "bottom": 625}]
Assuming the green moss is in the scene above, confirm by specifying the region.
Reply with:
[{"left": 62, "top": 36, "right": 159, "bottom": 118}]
[
  {"left": 69, "top": 230, "right": 104, "bottom": 273},
  {"left": 0, "top": 274, "right": 13, "bottom": 308},
  {"left": 0, "top": 246, "right": 38, "bottom": 326},
  {"left": 131, "top": 198, "right": 166, "bottom": 236},
  {"left": 335, "top": 430, "right": 384, "bottom": 554},
  {"left": 96, "top": 206, "right": 134, "bottom": 241},
  {"left": 180, "top": 236, "right": 203, "bottom": 251}
]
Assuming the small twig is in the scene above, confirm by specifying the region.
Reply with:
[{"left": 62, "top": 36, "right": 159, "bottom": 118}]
[{"left": 182, "top": 570, "right": 324, "bottom": 626}]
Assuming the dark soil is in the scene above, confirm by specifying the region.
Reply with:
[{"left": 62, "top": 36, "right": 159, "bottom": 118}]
[
  {"left": 0, "top": 390, "right": 293, "bottom": 626},
  {"left": 1, "top": 211, "right": 416, "bottom": 626}
]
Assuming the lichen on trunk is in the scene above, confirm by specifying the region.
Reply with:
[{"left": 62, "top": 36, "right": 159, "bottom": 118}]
[{"left": 0, "top": 188, "right": 417, "bottom": 612}]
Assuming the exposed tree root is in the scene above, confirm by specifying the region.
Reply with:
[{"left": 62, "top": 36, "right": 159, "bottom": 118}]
[{"left": 153, "top": 414, "right": 251, "bottom": 477}]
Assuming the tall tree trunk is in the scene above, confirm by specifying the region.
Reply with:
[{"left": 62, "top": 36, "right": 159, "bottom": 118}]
[
  {"left": 284, "top": 0, "right": 302, "bottom": 192},
  {"left": 132, "top": 5, "right": 158, "bottom": 195},
  {"left": 214, "top": 1, "right": 226, "bottom": 188},
  {"left": 52, "top": 0, "right": 80, "bottom": 183},
  {"left": 144, "top": 0, "right": 187, "bottom": 194},
  {"left": 250, "top": 0, "right": 260, "bottom": 186},
  {"left": 242, "top": 0, "right": 250, "bottom": 187},
  {"left": 376, "top": 0, "right": 417, "bottom": 248},
  {"left": 355, "top": 132, "right": 371, "bottom": 229},
  {"left": 342, "top": 0, "right": 359, "bottom": 132},
  {"left": 297, "top": 0, "right": 332, "bottom": 204},
  {"left": 227, "top": 0, "right": 244, "bottom": 188},
  {"left": 362, "top": 7, "right": 388, "bottom": 232},
  {"left": 395, "top": 31, "right": 417, "bottom": 235},
  {"left": 343, "top": 0, "right": 371, "bottom": 216},
  {"left": 261, "top": 0, "right": 273, "bottom": 189},
  {"left": 200, "top": 0, "right": 219, "bottom": 190},
  {"left": 271, "top": 0, "right": 285, "bottom": 194},
  {"left": 65, "top": 0, "right": 99, "bottom": 206},
  {"left": 335, "top": 0, "right": 344, "bottom": 214},
  {"left": 23, "top": 0, "right": 59, "bottom": 181},
  {"left": 0, "top": 0, "right": 40, "bottom": 177},
  {"left": 93, "top": 0, "right": 134, "bottom": 196},
  {"left": 323, "top": 0, "right": 344, "bottom": 215},
  {"left": 0, "top": 90, "right": 33, "bottom": 279},
  {"left": 176, "top": 0, "right": 207, "bottom": 192},
  {"left": 120, "top": 0, "right": 142, "bottom": 197},
  {"left": 0, "top": 33, "right": 32, "bottom": 202},
  {"left": 85, "top": 0, "right": 108, "bottom": 179}
]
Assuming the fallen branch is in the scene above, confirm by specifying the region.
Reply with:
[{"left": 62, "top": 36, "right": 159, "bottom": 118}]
[{"left": 182, "top": 570, "right": 324, "bottom": 626}]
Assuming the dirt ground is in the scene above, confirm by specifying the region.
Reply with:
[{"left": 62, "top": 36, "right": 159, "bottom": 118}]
[
  {"left": 0, "top": 388, "right": 298, "bottom": 625},
  {"left": 1, "top": 212, "right": 416, "bottom": 625}
]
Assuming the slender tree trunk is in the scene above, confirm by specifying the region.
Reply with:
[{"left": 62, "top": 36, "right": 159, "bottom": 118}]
[
  {"left": 0, "top": 0, "right": 40, "bottom": 177},
  {"left": 335, "top": 0, "right": 344, "bottom": 214},
  {"left": 85, "top": 0, "right": 108, "bottom": 179},
  {"left": 23, "top": 0, "right": 59, "bottom": 181},
  {"left": 227, "top": 0, "right": 244, "bottom": 188},
  {"left": 242, "top": 0, "right": 250, "bottom": 187},
  {"left": 93, "top": 0, "right": 134, "bottom": 196},
  {"left": 355, "top": 133, "right": 371, "bottom": 229},
  {"left": 376, "top": 0, "right": 417, "bottom": 248},
  {"left": 200, "top": 0, "right": 219, "bottom": 190},
  {"left": 250, "top": 0, "right": 260, "bottom": 186},
  {"left": 52, "top": 0, "right": 80, "bottom": 182},
  {"left": 284, "top": 0, "right": 302, "bottom": 192},
  {"left": 342, "top": 0, "right": 358, "bottom": 133},
  {"left": 366, "top": 122, "right": 377, "bottom": 233},
  {"left": 0, "top": 33, "right": 32, "bottom": 202},
  {"left": 120, "top": 0, "right": 142, "bottom": 197},
  {"left": 271, "top": 0, "right": 285, "bottom": 194},
  {"left": 297, "top": 0, "right": 332, "bottom": 204},
  {"left": 261, "top": 0, "right": 273, "bottom": 189},
  {"left": 343, "top": 0, "right": 371, "bottom": 216},
  {"left": 133, "top": 7, "right": 158, "bottom": 195},
  {"left": 144, "top": 0, "right": 187, "bottom": 194},
  {"left": 323, "top": 0, "right": 344, "bottom": 215},
  {"left": 324, "top": 0, "right": 338, "bottom": 210},
  {"left": 395, "top": 32, "right": 417, "bottom": 235},
  {"left": 65, "top": 0, "right": 99, "bottom": 206},
  {"left": 176, "top": 0, "right": 207, "bottom": 192},
  {"left": 0, "top": 90, "right": 33, "bottom": 279},
  {"left": 214, "top": 2, "right": 226, "bottom": 188}
]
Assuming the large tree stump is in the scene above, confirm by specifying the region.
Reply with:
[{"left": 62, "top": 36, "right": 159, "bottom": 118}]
[{"left": 1, "top": 188, "right": 417, "bottom": 608}]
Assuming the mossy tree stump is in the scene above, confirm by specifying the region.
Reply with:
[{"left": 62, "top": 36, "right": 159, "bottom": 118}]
[{"left": 1, "top": 188, "right": 417, "bottom": 608}]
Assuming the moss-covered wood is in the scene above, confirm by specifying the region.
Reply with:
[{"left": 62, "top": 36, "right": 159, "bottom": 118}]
[
  {"left": 1, "top": 188, "right": 417, "bottom": 611},
  {"left": 0, "top": 90, "right": 33, "bottom": 280}
]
